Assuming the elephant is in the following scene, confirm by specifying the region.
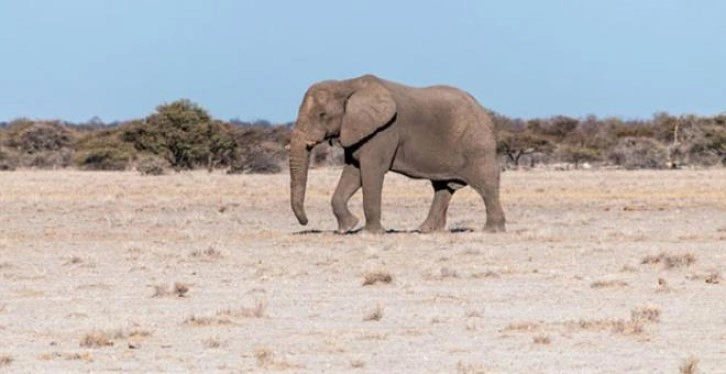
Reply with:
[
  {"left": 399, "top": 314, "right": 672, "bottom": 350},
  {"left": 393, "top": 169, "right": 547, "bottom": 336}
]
[{"left": 289, "top": 74, "right": 506, "bottom": 234}]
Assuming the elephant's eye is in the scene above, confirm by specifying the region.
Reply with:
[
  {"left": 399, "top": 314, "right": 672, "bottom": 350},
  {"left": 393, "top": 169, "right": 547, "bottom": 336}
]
[{"left": 318, "top": 111, "right": 326, "bottom": 119}]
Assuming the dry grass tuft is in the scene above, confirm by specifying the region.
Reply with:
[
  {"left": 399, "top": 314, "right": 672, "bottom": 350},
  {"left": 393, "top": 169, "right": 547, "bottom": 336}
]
[
  {"left": 216, "top": 299, "right": 267, "bottom": 319},
  {"left": 128, "top": 329, "right": 152, "bottom": 338},
  {"left": 0, "top": 355, "right": 13, "bottom": 367},
  {"left": 39, "top": 352, "right": 94, "bottom": 362},
  {"left": 656, "top": 277, "right": 673, "bottom": 293},
  {"left": 202, "top": 337, "right": 224, "bottom": 349},
  {"left": 63, "top": 255, "right": 84, "bottom": 266},
  {"left": 456, "top": 361, "right": 491, "bottom": 374},
  {"left": 620, "top": 264, "right": 638, "bottom": 273},
  {"left": 679, "top": 356, "right": 699, "bottom": 374},
  {"left": 641, "top": 252, "right": 696, "bottom": 269},
  {"left": 591, "top": 279, "right": 629, "bottom": 289},
  {"left": 79, "top": 331, "right": 114, "bottom": 348},
  {"left": 173, "top": 282, "right": 190, "bottom": 297},
  {"left": 190, "top": 246, "right": 223, "bottom": 260},
  {"left": 631, "top": 305, "right": 661, "bottom": 323},
  {"left": 255, "top": 347, "right": 275, "bottom": 367},
  {"left": 568, "top": 305, "right": 661, "bottom": 336},
  {"left": 152, "top": 282, "right": 190, "bottom": 297},
  {"left": 350, "top": 359, "right": 366, "bottom": 369},
  {"left": 362, "top": 270, "right": 393, "bottom": 286},
  {"left": 471, "top": 270, "right": 500, "bottom": 279},
  {"left": 504, "top": 321, "right": 540, "bottom": 332},
  {"left": 440, "top": 267, "right": 460, "bottom": 279},
  {"left": 183, "top": 314, "right": 232, "bottom": 326},
  {"left": 363, "top": 304, "right": 384, "bottom": 321},
  {"left": 705, "top": 272, "right": 722, "bottom": 284},
  {"left": 533, "top": 334, "right": 552, "bottom": 345}
]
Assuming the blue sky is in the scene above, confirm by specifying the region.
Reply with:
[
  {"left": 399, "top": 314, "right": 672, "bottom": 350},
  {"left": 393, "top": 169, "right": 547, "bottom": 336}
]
[{"left": 1, "top": 0, "right": 724, "bottom": 123}]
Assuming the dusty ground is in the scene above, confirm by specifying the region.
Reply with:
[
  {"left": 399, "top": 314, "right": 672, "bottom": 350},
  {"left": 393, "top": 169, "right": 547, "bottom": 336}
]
[{"left": 0, "top": 167, "right": 725, "bottom": 373}]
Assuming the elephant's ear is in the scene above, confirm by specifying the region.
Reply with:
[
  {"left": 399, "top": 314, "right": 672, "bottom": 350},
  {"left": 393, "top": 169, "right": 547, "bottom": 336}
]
[{"left": 340, "top": 83, "right": 397, "bottom": 147}]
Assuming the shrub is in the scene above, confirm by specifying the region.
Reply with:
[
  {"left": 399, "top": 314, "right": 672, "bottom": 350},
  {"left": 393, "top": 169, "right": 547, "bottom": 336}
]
[
  {"left": 6, "top": 121, "right": 75, "bottom": 154},
  {"left": 228, "top": 147, "right": 281, "bottom": 174},
  {"left": 0, "top": 149, "right": 17, "bottom": 170},
  {"left": 137, "top": 156, "right": 169, "bottom": 175},
  {"left": 122, "top": 100, "right": 238, "bottom": 170},
  {"left": 497, "top": 129, "right": 554, "bottom": 167},
  {"left": 74, "top": 129, "right": 136, "bottom": 170},
  {"left": 556, "top": 145, "right": 601, "bottom": 168},
  {"left": 608, "top": 137, "right": 667, "bottom": 169}
]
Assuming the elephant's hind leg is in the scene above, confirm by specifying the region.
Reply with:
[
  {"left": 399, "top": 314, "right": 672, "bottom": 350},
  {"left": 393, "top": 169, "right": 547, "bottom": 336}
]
[
  {"left": 331, "top": 164, "right": 361, "bottom": 233},
  {"left": 417, "top": 181, "right": 460, "bottom": 233},
  {"left": 470, "top": 169, "right": 506, "bottom": 233}
]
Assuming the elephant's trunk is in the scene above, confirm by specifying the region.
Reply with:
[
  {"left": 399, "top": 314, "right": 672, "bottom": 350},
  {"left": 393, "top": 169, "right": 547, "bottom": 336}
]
[{"left": 289, "top": 134, "right": 311, "bottom": 225}]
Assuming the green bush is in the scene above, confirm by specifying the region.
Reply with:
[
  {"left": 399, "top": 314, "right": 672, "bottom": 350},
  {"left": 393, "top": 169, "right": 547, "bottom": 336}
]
[
  {"left": 121, "top": 100, "right": 238, "bottom": 170},
  {"left": 74, "top": 129, "right": 136, "bottom": 170}
]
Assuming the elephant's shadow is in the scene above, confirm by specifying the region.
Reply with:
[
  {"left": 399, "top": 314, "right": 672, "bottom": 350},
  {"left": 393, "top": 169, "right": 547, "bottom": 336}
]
[{"left": 293, "top": 227, "right": 474, "bottom": 235}]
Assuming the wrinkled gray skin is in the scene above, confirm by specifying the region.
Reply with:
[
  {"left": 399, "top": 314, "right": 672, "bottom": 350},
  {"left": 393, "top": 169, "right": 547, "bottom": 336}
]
[{"left": 289, "top": 74, "right": 506, "bottom": 234}]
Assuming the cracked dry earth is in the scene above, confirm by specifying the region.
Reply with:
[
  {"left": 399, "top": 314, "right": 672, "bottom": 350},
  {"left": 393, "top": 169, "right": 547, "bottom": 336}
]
[{"left": 0, "top": 168, "right": 725, "bottom": 373}]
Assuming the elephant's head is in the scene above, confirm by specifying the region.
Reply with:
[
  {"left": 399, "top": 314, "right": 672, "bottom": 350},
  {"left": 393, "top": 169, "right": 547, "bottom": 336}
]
[{"left": 289, "top": 75, "right": 397, "bottom": 225}]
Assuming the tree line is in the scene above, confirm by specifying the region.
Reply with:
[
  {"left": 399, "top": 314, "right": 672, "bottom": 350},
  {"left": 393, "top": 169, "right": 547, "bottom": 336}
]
[{"left": 0, "top": 99, "right": 724, "bottom": 173}]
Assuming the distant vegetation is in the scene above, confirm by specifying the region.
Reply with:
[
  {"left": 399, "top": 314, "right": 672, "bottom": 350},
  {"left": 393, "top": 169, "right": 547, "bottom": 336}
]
[{"left": 0, "top": 99, "right": 724, "bottom": 173}]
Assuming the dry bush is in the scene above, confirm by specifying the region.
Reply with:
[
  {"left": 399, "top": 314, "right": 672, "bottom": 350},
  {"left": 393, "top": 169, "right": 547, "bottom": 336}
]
[
  {"left": 79, "top": 331, "right": 115, "bottom": 348},
  {"left": 608, "top": 137, "right": 668, "bottom": 169},
  {"left": 7, "top": 121, "right": 75, "bottom": 154},
  {"left": 362, "top": 270, "right": 393, "bottom": 286},
  {"left": 533, "top": 334, "right": 552, "bottom": 345},
  {"left": 0, "top": 148, "right": 17, "bottom": 170},
  {"left": 0, "top": 355, "right": 12, "bottom": 367},
  {"left": 137, "top": 155, "right": 168, "bottom": 175},
  {"left": 680, "top": 356, "right": 699, "bottom": 374},
  {"left": 363, "top": 304, "right": 384, "bottom": 321},
  {"left": 0, "top": 120, "right": 77, "bottom": 169},
  {"left": 641, "top": 252, "right": 696, "bottom": 269},
  {"left": 229, "top": 148, "right": 282, "bottom": 174},
  {"left": 350, "top": 359, "right": 366, "bottom": 369}
]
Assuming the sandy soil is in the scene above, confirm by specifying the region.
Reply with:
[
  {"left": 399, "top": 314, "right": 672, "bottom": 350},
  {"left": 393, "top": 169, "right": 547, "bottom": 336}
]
[{"left": 1, "top": 168, "right": 725, "bottom": 373}]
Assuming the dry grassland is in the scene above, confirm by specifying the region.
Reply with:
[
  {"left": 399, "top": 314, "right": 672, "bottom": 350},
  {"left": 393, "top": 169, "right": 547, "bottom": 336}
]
[{"left": 0, "top": 168, "right": 725, "bottom": 372}]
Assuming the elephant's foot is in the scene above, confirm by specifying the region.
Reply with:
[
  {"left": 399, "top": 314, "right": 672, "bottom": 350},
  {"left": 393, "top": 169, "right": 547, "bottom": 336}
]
[
  {"left": 335, "top": 216, "right": 359, "bottom": 234},
  {"left": 362, "top": 223, "right": 386, "bottom": 235},
  {"left": 417, "top": 220, "right": 446, "bottom": 234},
  {"left": 484, "top": 220, "right": 506, "bottom": 233}
]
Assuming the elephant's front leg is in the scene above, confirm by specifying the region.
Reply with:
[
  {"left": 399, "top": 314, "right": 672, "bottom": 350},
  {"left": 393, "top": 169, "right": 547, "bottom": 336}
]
[
  {"left": 417, "top": 181, "right": 455, "bottom": 233},
  {"left": 359, "top": 159, "right": 390, "bottom": 235},
  {"left": 331, "top": 164, "right": 361, "bottom": 233}
]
